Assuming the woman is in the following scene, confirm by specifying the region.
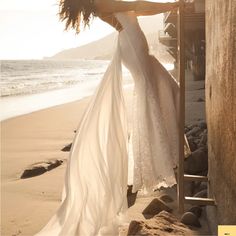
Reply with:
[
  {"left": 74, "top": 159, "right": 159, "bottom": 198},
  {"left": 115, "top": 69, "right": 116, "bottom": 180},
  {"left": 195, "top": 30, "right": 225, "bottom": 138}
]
[{"left": 36, "top": 0, "right": 180, "bottom": 235}]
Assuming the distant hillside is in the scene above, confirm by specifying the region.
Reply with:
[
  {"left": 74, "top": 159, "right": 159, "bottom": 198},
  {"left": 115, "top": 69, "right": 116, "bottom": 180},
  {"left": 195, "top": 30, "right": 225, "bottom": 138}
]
[
  {"left": 48, "top": 15, "right": 173, "bottom": 63},
  {"left": 48, "top": 33, "right": 117, "bottom": 60}
]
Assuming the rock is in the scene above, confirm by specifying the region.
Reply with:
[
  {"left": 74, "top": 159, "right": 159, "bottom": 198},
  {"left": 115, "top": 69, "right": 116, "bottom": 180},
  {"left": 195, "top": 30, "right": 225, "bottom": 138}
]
[
  {"left": 199, "top": 133, "right": 207, "bottom": 146},
  {"left": 194, "top": 189, "right": 207, "bottom": 198},
  {"left": 193, "top": 181, "right": 202, "bottom": 191},
  {"left": 142, "top": 198, "right": 172, "bottom": 219},
  {"left": 193, "top": 181, "right": 208, "bottom": 195},
  {"left": 184, "top": 181, "right": 195, "bottom": 197},
  {"left": 198, "top": 182, "right": 208, "bottom": 191},
  {"left": 127, "top": 185, "right": 133, "bottom": 196},
  {"left": 127, "top": 211, "right": 192, "bottom": 235},
  {"left": 186, "top": 126, "right": 202, "bottom": 137},
  {"left": 185, "top": 127, "right": 190, "bottom": 133},
  {"left": 184, "top": 147, "right": 208, "bottom": 174},
  {"left": 181, "top": 212, "right": 201, "bottom": 227},
  {"left": 127, "top": 221, "right": 142, "bottom": 235},
  {"left": 197, "top": 121, "right": 207, "bottom": 130},
  {"left": 188, "top": 206, "right": 202, "bottom": 218},
  {"left": 194, "top": 138, "right": 201, "bottom": 145},
  {"left": 61, "top": 143, "right": 72, "bottom": 152},
  {"left": 47, "top": 160, "right": 63, "bottom": 171},
  {"left": 199, "top": 129, "right": 206, "bottom": 137},
  {"left": 187, "top": 135, "right": 194, "bottom": 142},
  {"left": 21, "top": 166, "right": 47, "bottom": 179},
  {"left": 187, "top": 124, "right": 198, "bottom": 130},
  {"left": 159, "top": 194, "right": 174, "bottom": 203},
  {"left": 127, "top": 185, "right": 138, "bottom": 208},
  {"left": 21, "top": 160, "right": 63, "bottom": 179},
  {"left": 187, "top": 139, "right": 198, "bottom": 152},
  {"left": 197, "top": 98, "right": 205, "bottom": 102}
]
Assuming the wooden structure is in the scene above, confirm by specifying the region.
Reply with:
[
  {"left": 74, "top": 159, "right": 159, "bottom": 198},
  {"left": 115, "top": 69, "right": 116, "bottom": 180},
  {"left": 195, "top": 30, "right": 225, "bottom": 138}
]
[
  {"left": 159, "top": 0, "right": 205, "bottom": 81},
  {"left": 177, "top": 0, "right": 215, "bottom": 213}
]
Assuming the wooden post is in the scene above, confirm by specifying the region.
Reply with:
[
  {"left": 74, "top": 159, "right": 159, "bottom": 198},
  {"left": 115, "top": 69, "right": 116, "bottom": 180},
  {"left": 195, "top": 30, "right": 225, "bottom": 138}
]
[{"left": 177, "top": 0, "right": 185, "bottom": 214}]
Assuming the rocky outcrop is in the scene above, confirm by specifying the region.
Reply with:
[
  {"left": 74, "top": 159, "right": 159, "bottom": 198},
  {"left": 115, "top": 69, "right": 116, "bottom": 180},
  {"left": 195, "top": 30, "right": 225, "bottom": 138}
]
[{"left": 127, "top": 211, "right": 192, "bottom": 235}]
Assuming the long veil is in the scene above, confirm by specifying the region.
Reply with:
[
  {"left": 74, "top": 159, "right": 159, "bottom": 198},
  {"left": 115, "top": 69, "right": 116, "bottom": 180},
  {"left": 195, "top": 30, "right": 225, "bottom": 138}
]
[{"left": 35, "top": 35, "right": 129, "bottom": 235}]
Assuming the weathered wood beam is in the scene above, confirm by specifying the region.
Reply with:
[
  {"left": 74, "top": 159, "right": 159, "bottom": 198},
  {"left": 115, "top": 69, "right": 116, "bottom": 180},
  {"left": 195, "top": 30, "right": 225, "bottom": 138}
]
[
  {"left": 184, "top": 196, "right": 216, "bottom": 206},
  {"left": 177, "top": 0, "right": 185, "bottom": 214},
  {"left": 184, "top": 174, "right": 208, "bottom": 182}
]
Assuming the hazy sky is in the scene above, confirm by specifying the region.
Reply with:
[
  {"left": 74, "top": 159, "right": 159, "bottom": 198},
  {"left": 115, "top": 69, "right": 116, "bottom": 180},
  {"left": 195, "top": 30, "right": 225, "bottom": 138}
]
[
  {"left": 0, "top": 0, "right": 170, "bottom": 60},
  {"left": 0, "top": 0, "right": 116, "bottom": 59}
]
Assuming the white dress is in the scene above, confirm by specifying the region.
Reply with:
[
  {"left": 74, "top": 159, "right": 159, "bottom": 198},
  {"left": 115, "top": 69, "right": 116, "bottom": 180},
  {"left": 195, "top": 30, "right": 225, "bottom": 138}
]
[{"left": 35, "top": 11, "right": 180, "bottom": 236}]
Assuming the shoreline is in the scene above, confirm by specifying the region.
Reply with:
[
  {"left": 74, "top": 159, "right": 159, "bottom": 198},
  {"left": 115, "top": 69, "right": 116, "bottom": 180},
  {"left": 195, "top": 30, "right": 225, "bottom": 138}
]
[{"left": 0, "top": 82, "right": 134, "bottom": 122}]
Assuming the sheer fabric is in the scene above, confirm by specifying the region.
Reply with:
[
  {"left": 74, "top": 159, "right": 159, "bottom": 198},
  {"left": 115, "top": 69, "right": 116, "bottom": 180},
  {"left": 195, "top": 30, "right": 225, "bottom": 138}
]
[
  {"left": 116, "top": 11, "right": 179, "bottom": 193},
  {"left": 35, "top": 11, "right": 180, "bottom": 235}
]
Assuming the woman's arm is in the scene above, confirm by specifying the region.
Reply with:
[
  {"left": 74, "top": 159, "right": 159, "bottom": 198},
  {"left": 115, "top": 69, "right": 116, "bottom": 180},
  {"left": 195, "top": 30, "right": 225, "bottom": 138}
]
[
  {"left": 94, "top": 0, "right": 179, "bottom": 14},
  {"left": 135, "top": 3, "right": 178, "bottom": 16}
]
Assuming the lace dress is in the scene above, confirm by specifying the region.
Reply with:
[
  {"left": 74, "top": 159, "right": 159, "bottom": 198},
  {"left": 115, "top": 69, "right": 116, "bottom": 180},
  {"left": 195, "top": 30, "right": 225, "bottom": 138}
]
[
  {"left": 117, "top": 11, "right": 179, "bottom": 193},
  {"left": 35, "top": 11, "right": 180, "bottom": 236}
]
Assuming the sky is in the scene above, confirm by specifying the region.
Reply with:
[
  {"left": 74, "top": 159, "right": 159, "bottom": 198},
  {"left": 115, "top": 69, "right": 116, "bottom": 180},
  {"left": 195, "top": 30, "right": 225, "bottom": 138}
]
[
  {"left": 0, "top": 0, "right": 171, "bottom": 60},
  {"left": 0, "top": 0, "right": 116, "bottom": 59}
]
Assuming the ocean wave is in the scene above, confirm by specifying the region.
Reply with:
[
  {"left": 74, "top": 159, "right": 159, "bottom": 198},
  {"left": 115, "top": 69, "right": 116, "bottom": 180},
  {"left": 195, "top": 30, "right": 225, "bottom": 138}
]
[{"left": 1, "top": 60, "right": 109, "bottom": 97}]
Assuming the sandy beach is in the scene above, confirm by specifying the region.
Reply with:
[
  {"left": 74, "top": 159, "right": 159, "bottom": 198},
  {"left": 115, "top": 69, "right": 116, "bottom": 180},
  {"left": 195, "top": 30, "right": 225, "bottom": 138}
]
[
  {"left": 1, "top": 90, "right": 135, "bottom": 236},
  {"left": 1, "top": 72, "right": 207, "bottom": 236},
  {"left": 1, "top": 97, "right": 87, "bottom": 235}
]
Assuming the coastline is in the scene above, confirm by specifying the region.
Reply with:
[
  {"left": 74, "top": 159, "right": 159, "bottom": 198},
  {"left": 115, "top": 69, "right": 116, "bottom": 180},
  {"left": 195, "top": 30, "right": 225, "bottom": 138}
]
[{"left": 0, "top": 81, "right": 134, "bottom": 122}]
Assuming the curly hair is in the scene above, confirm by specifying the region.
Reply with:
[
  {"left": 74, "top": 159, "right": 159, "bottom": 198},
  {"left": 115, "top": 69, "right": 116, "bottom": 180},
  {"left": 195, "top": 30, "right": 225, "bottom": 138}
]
[{"left": 59, "top": 0, "right": 97, "bottom": 33}]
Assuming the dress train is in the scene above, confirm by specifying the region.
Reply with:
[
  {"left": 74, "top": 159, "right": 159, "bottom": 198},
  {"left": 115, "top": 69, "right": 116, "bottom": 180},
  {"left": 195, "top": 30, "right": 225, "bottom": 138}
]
[{"left": 35, "top": 38, "right": 129, "bottom": 236}]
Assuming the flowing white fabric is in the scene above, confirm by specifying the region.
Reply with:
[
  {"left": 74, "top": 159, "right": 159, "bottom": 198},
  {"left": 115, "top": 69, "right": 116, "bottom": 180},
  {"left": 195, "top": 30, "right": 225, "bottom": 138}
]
[
  {"left": 35, "top": 37, "right": 128, "bottom": 236},
  {"left": 116, "top": 11, "right": 179, "bottom": 193},
  {"left": 35, "top": 11, "right": 180, "bottom": 235}
]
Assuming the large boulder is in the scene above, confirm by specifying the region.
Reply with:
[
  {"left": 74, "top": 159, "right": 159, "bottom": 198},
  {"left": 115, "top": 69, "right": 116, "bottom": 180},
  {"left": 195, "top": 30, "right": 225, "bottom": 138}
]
[
  {"left": 181, "top": 212, "right": 201, "bottom": 228},
  {"left": 142, "top": 198, "right": 172, "bottom": 219},
  {"left": 184, "top": 147, "right": 208, "bottom": 174}
]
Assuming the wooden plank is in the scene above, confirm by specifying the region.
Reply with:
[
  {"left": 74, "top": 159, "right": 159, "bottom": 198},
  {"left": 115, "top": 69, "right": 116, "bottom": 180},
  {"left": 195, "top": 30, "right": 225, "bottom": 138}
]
[
  {"left": 177, "top": 0, "right": 185, "bottom": 214},
  {"left": 184, "top": 196, "right": 216, "bottom": 206},
  {"left": 184, "top": 174, "right": 208, "bottom": 182}
]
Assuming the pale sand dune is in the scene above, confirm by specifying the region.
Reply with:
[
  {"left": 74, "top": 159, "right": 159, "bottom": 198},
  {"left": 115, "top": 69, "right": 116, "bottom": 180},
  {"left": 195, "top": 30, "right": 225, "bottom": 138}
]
[{"left": 1, "top": 91, "right": 134, "bottom": 236}]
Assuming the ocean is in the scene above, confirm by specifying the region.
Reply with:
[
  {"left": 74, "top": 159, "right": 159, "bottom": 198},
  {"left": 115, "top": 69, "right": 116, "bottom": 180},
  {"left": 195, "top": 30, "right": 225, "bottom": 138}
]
[
  {"left": 1, "top": 60, "right": 114, "bottom": 97},
  {"left": 0, "top": 60, "right": 173, "bottom": 121}
]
